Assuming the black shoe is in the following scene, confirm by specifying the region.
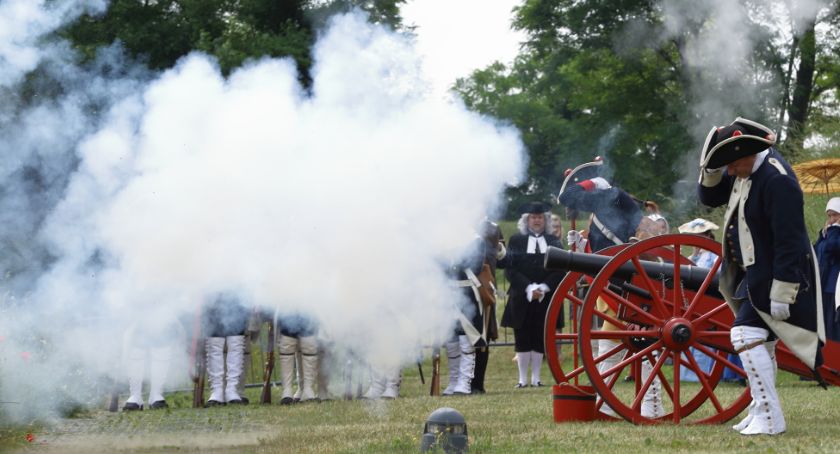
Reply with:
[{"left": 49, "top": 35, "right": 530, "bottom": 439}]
[
  {"left": 149, "top": 400, "right": 168, "bottom": 409},
  {"left": 471, "top": 388, "right": 486, "bottom": 395},
  {"left": 240, "top": 397, "right": 250, "bottom": 405},
  {"left": 280, "top": 397, "right": 295, "bottom": 405},
  {"left": 532, "top": 382, "right": 544, "bottom": 387},
  {"left": 204, "top": 399, "right": 225, "bottom": 408},
  {"left": 515, "top": 383, "right": 527, "bottom": 389},
  {"left": 122, "top": 402, "right": 143, "bottom": 411},
  {"left": 226, "top": 399, "right": 246, "bottom": 405}
]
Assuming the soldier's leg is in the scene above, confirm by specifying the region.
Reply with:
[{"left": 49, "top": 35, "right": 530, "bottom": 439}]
[
  {"left": 442, "top": 338, "right": 460, "bottom": 396},
  {"left": 123, "top": 346, "right": 145, "bottom": 411},
  {"left": 224, "top": 335, "right": 246, "bottom": 404},
  {"left": 298, "top": 335, "right": 318, "bottom": 402},
  {"left": 453, "top": 335, "right": 475, "bottom": 395},
  {"left": 277, "top": 335, "right": 298, "bottom": 405},
  {"left": 148, "top": 345, "right": 171, "bottom": 409},
  {"left": 731, "top": 325, "right": 785, "bottom": 435},
  {"left": 205, "top": 337, "right": 226, "bottom": 406}
]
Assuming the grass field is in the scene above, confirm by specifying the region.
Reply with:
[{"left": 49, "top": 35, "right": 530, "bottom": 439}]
[
  {"left": 2, "top": 194, "right": 836, "bottom": 453},
  {"left": 2, "top": 339, "right": 838, "bottom": 453}
]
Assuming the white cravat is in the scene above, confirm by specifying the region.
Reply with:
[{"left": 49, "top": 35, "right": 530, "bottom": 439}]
[{"left": 527, "top": 235, "right": 547, "bottom": 254}]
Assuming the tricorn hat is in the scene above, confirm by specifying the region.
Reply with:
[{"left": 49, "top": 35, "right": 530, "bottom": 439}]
[
  {"left": 678, "top": 218, "right": 720, "bottom": 234},
  {"left": 558, "top": 156, "right": 604, "bottom": 197},
  {"left": 700, "top": 117, "right": 776, "bottom": 170},
  {"left": 520, "top": 201, "right": 552, "bottom": 214}
]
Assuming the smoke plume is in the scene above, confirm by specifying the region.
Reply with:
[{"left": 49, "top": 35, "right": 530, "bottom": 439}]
[{"left": 0, "top": 6, "right": 526, "bottom": 422}]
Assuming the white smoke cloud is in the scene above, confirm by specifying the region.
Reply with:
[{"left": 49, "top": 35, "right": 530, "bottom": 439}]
[{"left": 1, "top": 8, "right": 526, "bottom": 421}]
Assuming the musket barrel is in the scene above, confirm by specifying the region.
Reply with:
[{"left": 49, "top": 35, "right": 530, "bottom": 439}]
[{"left": 544, "top": 246, "right": 720, "bottom": 296}]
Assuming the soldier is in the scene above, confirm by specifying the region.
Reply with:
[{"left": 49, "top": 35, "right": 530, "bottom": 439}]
[
  {"left": 121, "top": 319, "right": 178, "bottom": 411},
  {"left": 202, "top": 293, "right": 250, "bottom": 406},
  {"left": 276, "top": 314, "right": 319, "bottom": 404},
  {"left": 698, "top": 117, "right": 824, "bottom": 435},
  {"left": 500, "top": 201, "right": 564, "bottom": 388},
  {"left": 558, "top": 162, "right": 665, "bottom": 417}
]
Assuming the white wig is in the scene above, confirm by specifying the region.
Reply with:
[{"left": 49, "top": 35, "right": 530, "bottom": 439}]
[{"left": 517, "top": 212, "right": 552, "bottom": 235}]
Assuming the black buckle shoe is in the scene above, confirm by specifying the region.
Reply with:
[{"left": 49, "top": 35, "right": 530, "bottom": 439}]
[
  {"left": 515, "top": 383, "right": 527, "bottom": 389},
  {"left": 122, "top": 402, "right": 143, "bottom": 411},
  {"left": 280, "top": 397, "right": 295, "bottom": 405},
  {"left": 150, "top": 400, "right": 168, "bottom": 409},
  {"left": 532, "top": 382, "right": 544, "bottom": 387}
]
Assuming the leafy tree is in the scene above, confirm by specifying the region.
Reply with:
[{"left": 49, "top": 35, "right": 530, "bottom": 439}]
[
  {"left": 455, "top": 0, "right": 840, "bottom": 218},
  {"left": 60, "top": 0, "right": 406, "bottom": 83}
]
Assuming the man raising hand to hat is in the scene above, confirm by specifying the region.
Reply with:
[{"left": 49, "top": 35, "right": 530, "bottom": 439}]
[{"left": 697, "top": 117, "right": 825, "bottom": 436}]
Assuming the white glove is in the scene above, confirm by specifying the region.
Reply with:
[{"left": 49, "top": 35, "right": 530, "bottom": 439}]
[
  {"left": 566, "top": 230, "right": 587, "bottom": 251},
  {"left": 590, "top": 177, "right": 611, "bottom": 190},
  {"left": 770, "top": 300, "right": 790, "bottom": 321}
]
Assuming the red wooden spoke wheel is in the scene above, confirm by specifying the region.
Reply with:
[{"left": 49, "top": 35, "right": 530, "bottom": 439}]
[
  {"left": 577, "top": 234, "right": 751, "bottom": 424},
  {"left": 545, "top": 245, "right": 625, "bottom": 387}
]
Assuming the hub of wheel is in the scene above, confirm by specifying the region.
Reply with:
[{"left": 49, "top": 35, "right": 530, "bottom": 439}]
[{"left": 662, "top": 318, "right": 695, "bottom": 351}]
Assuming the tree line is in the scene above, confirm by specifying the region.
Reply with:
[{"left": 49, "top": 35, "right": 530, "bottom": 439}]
[{"left": 57, "top": 0, "right": 840, "bottom": 216}]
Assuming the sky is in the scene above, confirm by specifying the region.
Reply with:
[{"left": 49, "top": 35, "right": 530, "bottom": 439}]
[{"left": 400, "top": 0, "right": 525, "bottom": 98}]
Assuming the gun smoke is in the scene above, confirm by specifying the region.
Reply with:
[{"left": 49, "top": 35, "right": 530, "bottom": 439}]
[{"left": 0, "top": 4, "right": 526, "bottom": 422}]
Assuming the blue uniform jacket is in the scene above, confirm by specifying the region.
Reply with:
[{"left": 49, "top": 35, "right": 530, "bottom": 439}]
[{"left": 698, "top": 148, "right": 824, "bottom": 370}]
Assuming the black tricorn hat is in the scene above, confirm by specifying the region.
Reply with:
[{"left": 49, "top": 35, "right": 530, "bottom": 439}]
[
  {"left": 520, "top": 201, "right": 552, "bottom": 214},
  {"left": 558, "top": 156, "right": 604, "bottom": 197},
  {"left": 701, "top": 117, "right": 776, "bottom": 170}
]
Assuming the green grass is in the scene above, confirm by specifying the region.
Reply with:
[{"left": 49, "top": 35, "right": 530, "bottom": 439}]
[{"left": 4, "top": 343, "right": 838, "bottom": 453}]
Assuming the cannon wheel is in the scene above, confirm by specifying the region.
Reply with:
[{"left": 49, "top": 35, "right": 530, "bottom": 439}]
[
  {"left": 545, "top": 244, "right": 626, "bottom": 388},
  {"left": 577, "top": 234, "right": 751, "bottom": 424}
]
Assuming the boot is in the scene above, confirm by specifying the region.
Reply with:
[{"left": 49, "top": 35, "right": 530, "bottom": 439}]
[
  {"left": 362, "top": 370, "right": 386, "bottom": 399},
  {"left": 596, "top": 339, "right": 621, "bottom": 416},
  {"left": 453, "top": 336, "right": 475, "bottom": 395},
  {"left": 472, "top": 347, "right": 488, "bottom": 394},
  {"left": 298, "top": 336, "right": 318, "bottom": 402},
  {"left": 317, "top": 344, "right": 331, "bottom": 401},
  {"left": 148, "top": 345, "right": 171, "bottom": 409},
  {"left": 224, "top": 336, "right": 246, "bottom": 404},
  {"left": 515, "top": 351, "right": 530, "bottom": 388},
  {"left": 640, "top": 352, "right": 664, "bottom": 418},
  {"left": 731, "top": 326, "right": 785, "bottom": 435},
  {"left": 123, "top": 347, "right": 145, "bottom": 411},
  {"left": 278, "top": 335, "right": 298, "bottom": 405},
  {"left": 382, "top": 370, "right": 401, "bottom": 399},
  {"left": 442, "top": 341, "right": 460, "bottom": 395},
  {"left": 530, "top": 351, "right": 544, "bottom": 387},
  {"left": 732, "top": 340, "right": 777, "bottom": 431},
  {"left": 205, "top": 337, "right": 226, "bottom": 407},
  {"left": 293, "top": 351, "right": 304, "bottom": 402}
]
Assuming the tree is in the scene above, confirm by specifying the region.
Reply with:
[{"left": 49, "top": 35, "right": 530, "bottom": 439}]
[
  {"left": 455, "top": 0, "right": 839, "bottom": 217},
  {"left": 60, "top": 0, "right": 406, "bottom": 83}
]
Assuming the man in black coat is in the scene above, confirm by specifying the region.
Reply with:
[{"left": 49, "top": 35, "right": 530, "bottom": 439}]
[
  {"left": 698, "top": 117, "right": 824, "bottom": 435},
  {"left": 500, "top": 202, "right": 564, "bottom": 388}
]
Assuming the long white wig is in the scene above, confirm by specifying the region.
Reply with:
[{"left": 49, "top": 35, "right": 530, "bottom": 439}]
[{"left": 517, "top": 211, "right": 552, "bottom": 235}]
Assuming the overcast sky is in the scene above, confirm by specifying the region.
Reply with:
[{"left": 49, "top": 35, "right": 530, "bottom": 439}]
[{"left": 400, "top": 0, "right": 525, "bottom": 98}]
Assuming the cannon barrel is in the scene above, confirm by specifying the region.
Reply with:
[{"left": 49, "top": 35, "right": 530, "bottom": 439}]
[{"left": 544, "top": 246, "right": 720, "bottom": 296}]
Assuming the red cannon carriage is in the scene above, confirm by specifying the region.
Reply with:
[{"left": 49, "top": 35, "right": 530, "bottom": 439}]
[{"left": 542, "top": 233, "right": 840, "bottom": 424}]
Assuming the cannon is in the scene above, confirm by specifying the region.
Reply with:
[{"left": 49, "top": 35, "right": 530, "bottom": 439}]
[{"left": 542, "top": 233, "right": 840, "bottom": 425}]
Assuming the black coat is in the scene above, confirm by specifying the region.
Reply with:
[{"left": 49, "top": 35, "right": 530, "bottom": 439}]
[
  {"left": 698, "top": 148, "right": 823, "bottom": 370},
  {"left": 558, "top": 183, "right": 642, "bottom": 252},
  {"left": 500, "top": 232, "right": 564, "bottom": 330}
]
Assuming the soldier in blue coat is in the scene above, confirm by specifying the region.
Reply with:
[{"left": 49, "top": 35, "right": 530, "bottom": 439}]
[
  {"left": 815, "top": 197, "right": 840, "bottom": 342},
  {"left": 698, "top": 117, "right": 825, "bottom": 436}
]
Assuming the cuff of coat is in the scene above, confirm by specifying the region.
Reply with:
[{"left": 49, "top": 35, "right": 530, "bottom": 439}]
[
  {"left": 700, "top": 169, "right": 723, "bottom": 187},
  {"left": 770, "top": 279, "right": 799, "bottom": 304}
]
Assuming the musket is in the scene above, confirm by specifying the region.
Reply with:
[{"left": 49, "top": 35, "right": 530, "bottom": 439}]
[
  {"left": 417, "top": 361, "right": 425, "bottom": 385},
  {"left": 108, "top": 378, "right": 120, "bottom": 412},
  {"left": 189, "top": 306, "right": 205, "bottom": 408},
  {"left": 260, "top": 310, "right": 276, "bottom": 404},
  {"left": 429, "top": 346, "right": 441, "bottom": 396}
]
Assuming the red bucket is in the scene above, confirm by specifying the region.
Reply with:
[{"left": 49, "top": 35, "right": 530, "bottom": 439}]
[{"left": 552, "top": 383, "right": 596, "bottom": 423}]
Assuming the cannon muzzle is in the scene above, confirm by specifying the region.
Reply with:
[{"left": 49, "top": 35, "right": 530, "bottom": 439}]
[{"left": 544, "top": 246, "right": 719, "bottom": 296}]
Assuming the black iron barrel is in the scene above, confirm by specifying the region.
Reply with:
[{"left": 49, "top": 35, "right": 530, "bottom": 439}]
[{"left": 544, "top": 246, "right": 720, "bottom": 297}]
